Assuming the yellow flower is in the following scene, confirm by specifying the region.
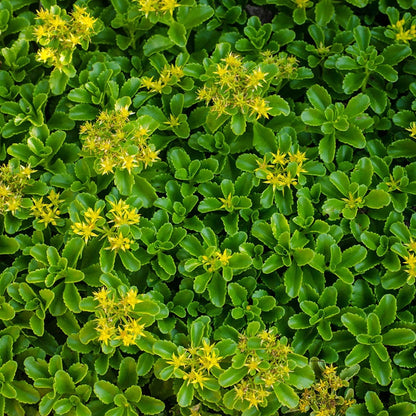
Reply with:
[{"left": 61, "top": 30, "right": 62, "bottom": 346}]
[
  {"left": 117, "top": 326, "right": 136, "bottom": 346},
  {"left": 271, "top": 150, "right": 287, "bottom": 166},
  {"left": 199, "top": 350, "right": 222, "bottom": 371},
  {"left": 120, "top": 152, "right": 137, "bottom": 173},
  {"left": 219, "top": 194, "right": 233, "bottom": 210},
  {"left": 223, "top": 52, "right": 243, "bottom": 69},
  {"left": 123, "top": 288, "right": 142, "bottom": 309},
  {"left": 167, "top": 352, "right": 189, "bottom": 369},
  {"left": 19, "top": 165, "right": 36, "bottom": 178},
  {"left": 107, "top": 233, "right": 133, "bottom": 251},
  {"left": 255, "top": 156, "right": 272, "bottom": 173},
  {"left": 341, "top": 193, "right": 362, "bottom": 210},
  {"left": 137, "top": 0, "right": 158, "bottom": 17},
  {"left": 246, "top": 390, "right": 263, "bottom": 409},
  {"left": 247, "top": 68, "right": 267, "bottom": 90},
  {"left": 125, "top": 319, "right": 145, "bottom": 338},
  {"left": 406, "top": 122, "right": 416, "bottom": 138},
  {"left": 72, "top": 5, "right": 97, "bottom": 31},
  {"left": 403, "top": 253, "right": 416, "bottom": 268},
  {"left": 93, "top": 287, "right": 111, "bottom": 306},
  {"left": 6, "top": 195, "right": 21, "bottom": 214},
  {"left": 322, "top": 364, "right": 337, "bottom": 376},
  {"left": 183, "top": 369, "right": 208, "bottom": 389},
  {"left": 164, "top": 114, "right": 181, "bottom": 128},
  {"left": 97, "top": 323, "right": 116, "bottom": 345},
  {"left": 160, "top": 0, "right": 180, "bottom": 14},
  {"left": 244, "top": 355, "right": 262, "bottom": 372},
  {"left": 216, "top": 249, "right": 231, "bottom": 266},
  {"left": 264, "top": 172, "right": 285, "bottom": 191},
  {"left": 293, "top": 0, "right": 311, "bottom": 8},
  {"left": 140, "top": 147, "right": 160, "bottom": 168},
  {"left": 405, "top": 238, "right": 416, "bottom": 252},
  {"left": 72, "top": 221, "right": 97, "bottom": 243},
  {"left": 99, "top": 156, "right": 116, "bottom": 174},
  {"left": 37, "top": 47, "right": 56, "bottom": 62},
  {"left": 84, "top": 207, "right": 103, "bottom": 224},
  {"left": 289, "top": 150, "right": 307, "bottom": 165},
  {"left": 249, "top": 97, "right": 272, "bottom": 119}
]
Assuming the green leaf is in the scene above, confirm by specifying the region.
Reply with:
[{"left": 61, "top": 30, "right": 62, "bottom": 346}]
[
  {"left": 342, "top": 313, "right": 366, "bottom": 336},
  {"left": 382, "top": 44, "right": 412, "bottom": 66},
  {"left": 364, "top": 189, "right": 391, "bottom": 209},
  {"left": 284, "top": 264, "right": 303, "bottom": 298},
  {"left": 49, "top": 68, "right": 68, "bottom": 95},
  {"left": 0, "top": 236, "right": 19, "bottom": 254},
  {"left": 345, "top": 344, "right": 369, "bottom": 366},
  {"left": 218, "top": 366, "right": 248, "bottom": 387},
  {"left": 388, "top": 139, "right": 416, "bottom": 158},
  {"left": 208, "top": 272, "right": 226, "bottom": 307},
  {"left": 176, "top": 5, "right": 214, "bottom": 29},
  {"left": 345, "top": 94, "right": 370, "bottom": 117},
  {"left": 118, "top": 357, "right": 138, "bottom": 390},
  {"left": 143, "top": 35, "right": 174, "bottom": 56},
  {"left": 231, "top": 113, "right": 246, "bottom": 135},
  {"left": 114, "top": 169, "right": 134, "bottom": 196},
  {"left": 54, "top": 371, "right": 75, "bottom": 395},
  {"left": 364, "top": 391, "right": 384, "bottom": 414},
  {"left": 69, "top": 104, "right": 99, "bottom": 121},
  {"left": 63, "top": 283, "right": 81, "bottom": 313},
  {"left": 132, "top": 176, "right": 157, "bottom": 208},
  {"left": 369, "top": 351, "right": 391, "bottom": 386},
  {"left": 13, "top": 380, "right": 40, "bottom": 404},
  {"left": 383, "top": 328, "right": 416, "bottom": 346},
  {"left": 341, "top": 245, "right": 367, "bottom": 268},
  {"left": 119, "top": 250, "right": 141, "bottom": 272},
  {"left": 315, "top": 0, "right": 334, "bottom": 25},
  {"left": 301, "top": 108, "right": 325, "bottom": 126},
  {"left": 373, "top": 294, "right": 397, "bottom": 328},
  {"left": 94, "top": 381, "right": 118, "bottom": 404},
  {"left": 342, "top": 72, "right": 366, "bottom": 94},
  {"left": 176, "top": 382, "right": 194, "bottom": 408},
  {"left": 253, "top": 123, "right": 277, "bottom": 154},
  {"left": 307, "top": 84, "right": 331, "bottom": 110},
  {"left": 274, "top": 383, "right": 299, "bottom": 408},
  {"left": 168, "top": 22, "right": 187, "bottom": 47},
  {"left": 287, "top": 365, "right": 315, "bottom": 389},
  {"left": 319, "top": 134, "right": 336, "bottom": 163},
  {"left": 336, "top": 124, "right": 366, "bottom": 148},
  {"left": 228, "top": 283, "right": 248, "bottom": 306}
]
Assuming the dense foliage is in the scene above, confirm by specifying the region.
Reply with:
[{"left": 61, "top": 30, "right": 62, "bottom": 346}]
[{"left": 1, "top": 0, "right": 416, "bottom": 415}]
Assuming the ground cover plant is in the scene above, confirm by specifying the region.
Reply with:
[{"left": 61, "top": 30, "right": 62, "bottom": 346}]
[{"left": 1, "top": 0, "right": 416, "bottom": 415}]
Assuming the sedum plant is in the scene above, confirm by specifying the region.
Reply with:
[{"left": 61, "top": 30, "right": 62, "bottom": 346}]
[{"left": 1, "top": 0, "right": 416, "bottom": 415}]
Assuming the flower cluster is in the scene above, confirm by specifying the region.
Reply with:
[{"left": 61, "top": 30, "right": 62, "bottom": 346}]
[
  {"left": 261, "top": 51, "right": 299, "bottom": 79},
  {"left": 401, "top": 238, "right": 416, "bottom": 284},
  {"left": 80, "top": 106, "right": 159, "bottom": 175},
  {"left": 197, "top": 52, "right": 297, "bottom": 119},
  {"left": 298, "top": 365, "right": 354, "bottom": 416},
  {"left": 197, "top": 53, "right": 271, "bottom": 119},
  {"left": 94, "top": 287, "right": 145, "bottom": 346},
  {"left": 293, "top": 0, "right": 312, "bottom": 8},
  {"left": 233, "top": 330, "right": 293, "bottom": 409},
  {"left": 71, "top": 199, "right": 140, "bottom": 251},
  {"left": 0, "top": 162, "right": 35, "bottom": 215},
  {"left": 34, "top": 5, "right": 97, "bottom": 70},
  {"left": 391, "top": 19, "right": 416, "bottom": 43},
  {"left": 406, "top": 122, "right": 416, "bottom": 138},
  {"left": 31, "top": 190, "right": 62, "bottom": 227},
  {"left": 167, "top": 340, "right": 222, "bottom": 389},
  {"left": 134, "top": 0, "right": 180, "bottom": 18},
  {"left": 201, "top": 249, "right": 232, "bottom": 273},
  {"left": 255, "top": 150, "right": 307, "bottom": 191},
  {"left": 141, "top": 64, "right": 185, "bottom": 94}
]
